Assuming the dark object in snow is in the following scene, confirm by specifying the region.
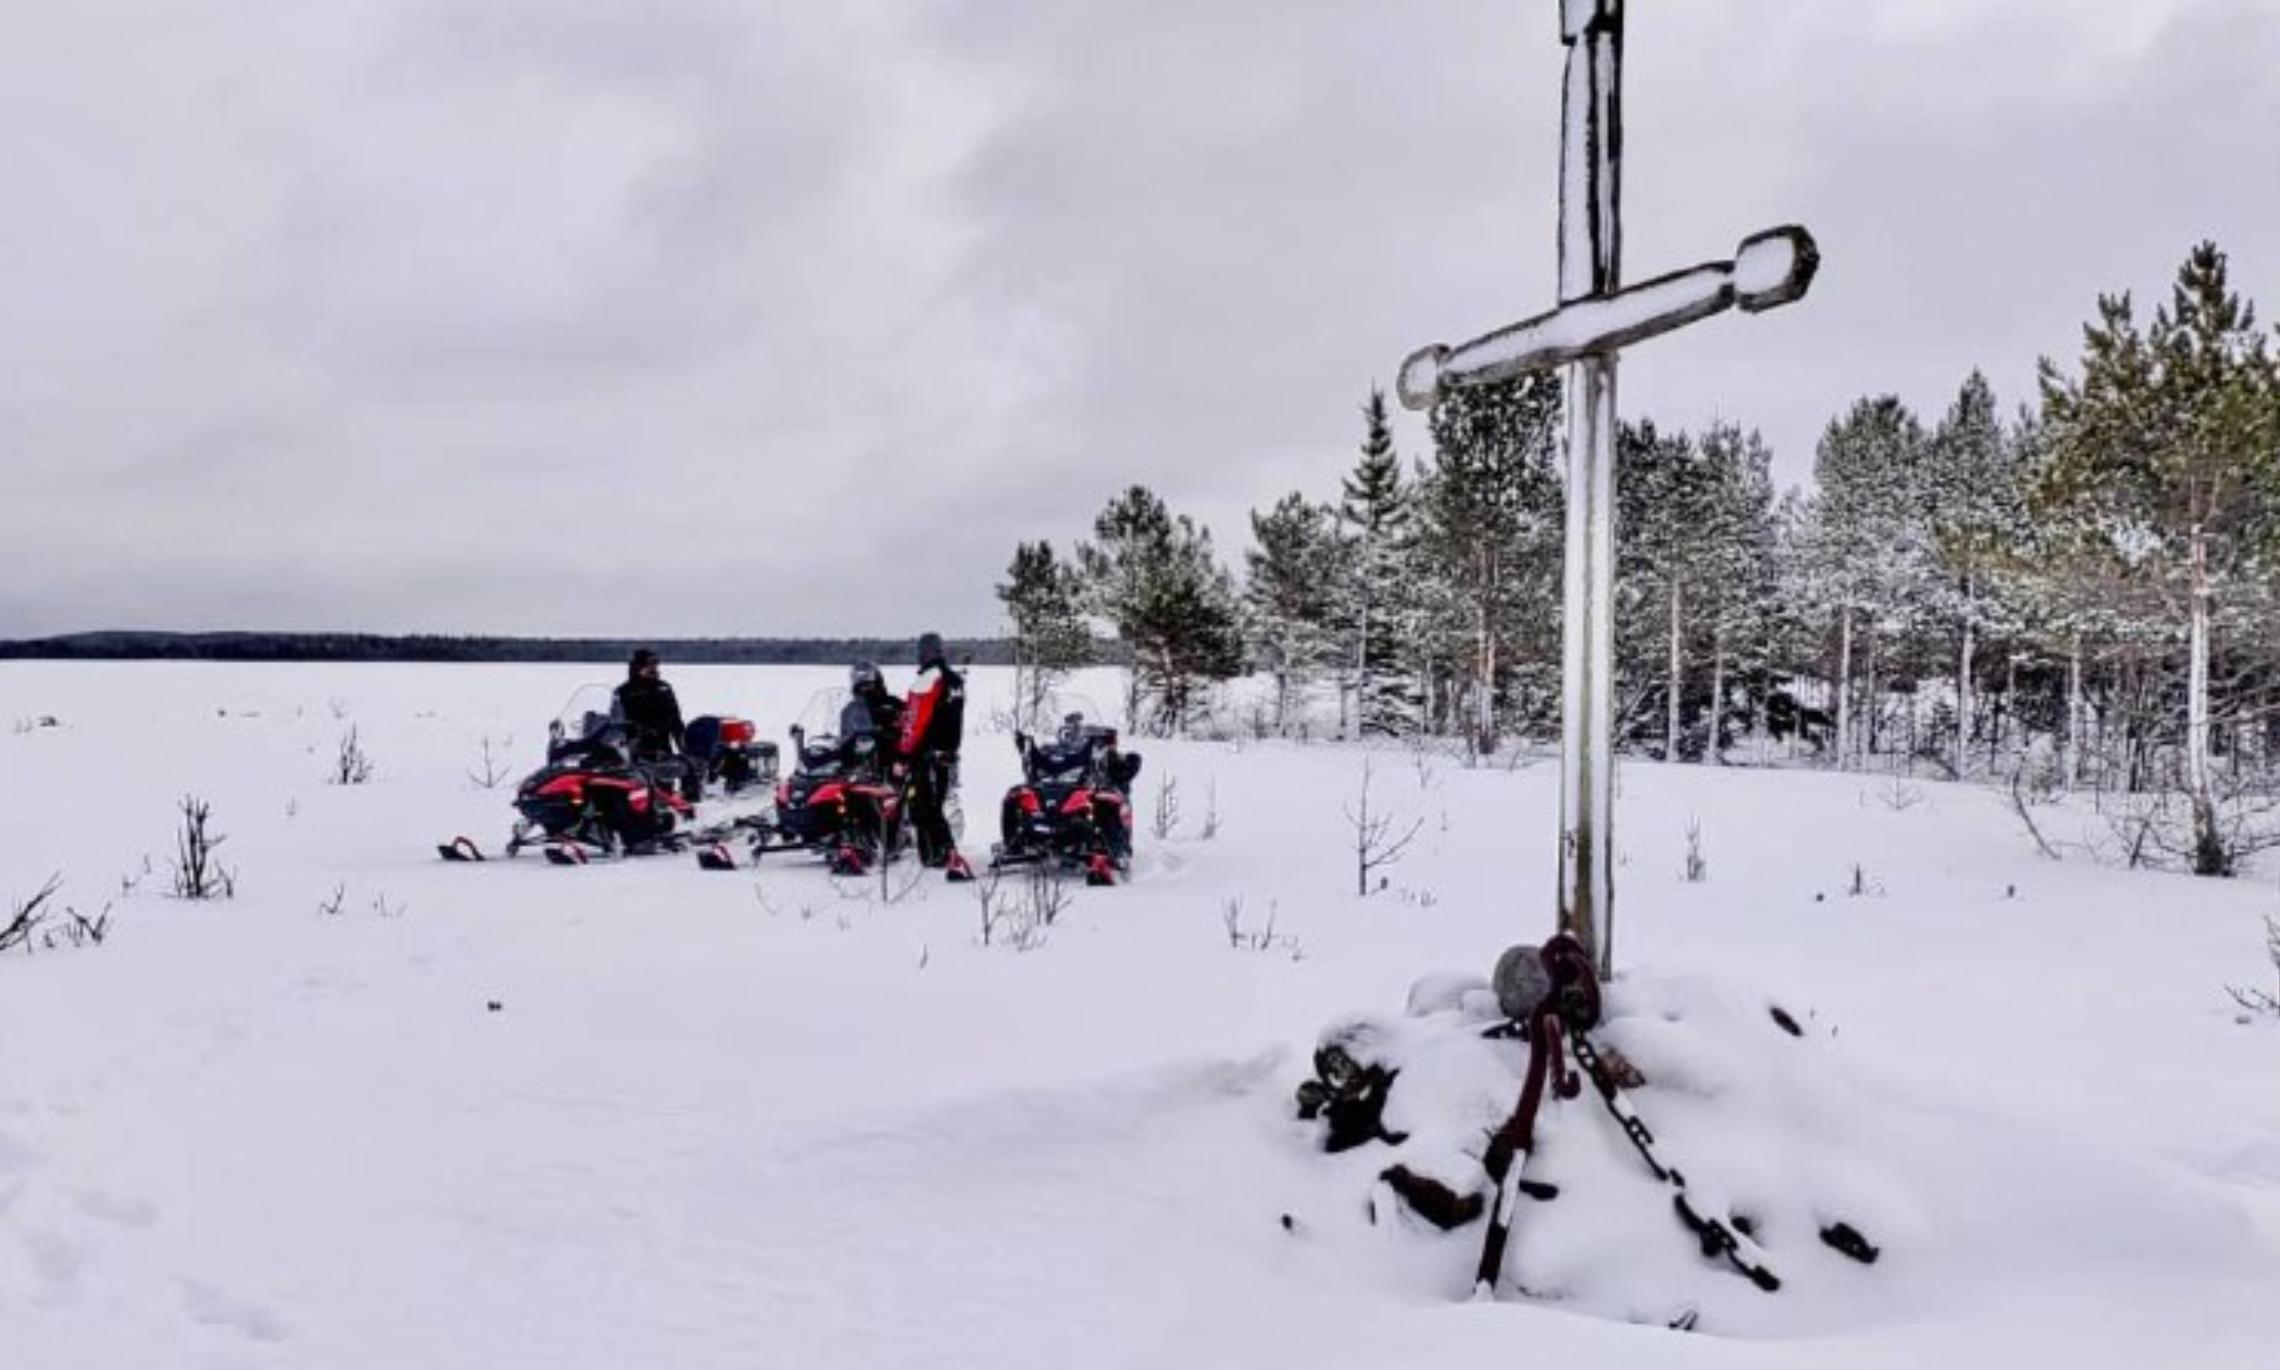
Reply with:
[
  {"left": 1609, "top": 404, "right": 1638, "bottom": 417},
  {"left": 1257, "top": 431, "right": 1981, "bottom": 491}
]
[
  {"left": 1668, "top": 1308, "right": 1701, "bottom": 1332},
  {"left": 1295, "top": 1043, "right": 1408, "bottom": 1153},
  {"left": 439, "top": 835, "right": 484, "bottom": 863},
  {"left": 1765, "top": 691, "right": 1834, "bottom": 751},
  {"left": 1279, "top": 1213, "right": 1296, "bottom": 1233},
  {"left": 1474, "top": 933, "right": 1598, "bottom": 1296},
  {"left": 1769, "top": 1005, "right": 1804, "bottom": 1037},
  {"left": 1379, "top": 1165, "right": 1490, "bottom": 1231},
  {"left": 486, "top": 1000, "right": 503, "bottom": 1013},
  {"left": 1493, "top": 942, "right": 1553, "bottom": 1020},
  {"left": 1820, "top": 1221, "right": 1881, "bottom": 1264},
  {"left": 1568, "top": 1028, "right": 1782, "bottom": 1292}
]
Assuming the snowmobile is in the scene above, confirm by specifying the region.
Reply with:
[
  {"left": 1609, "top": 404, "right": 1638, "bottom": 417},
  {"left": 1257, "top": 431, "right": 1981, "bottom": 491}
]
[
  {"left": 700, "top": 689, "right": 909, "bottom": 875},
  {"left": 684, "top": 712, "right": 781, "bottom": 797},
  {"left": 989, "top": 696, "right": 1141, "bottom": 886},
  {"left": 438, "top": 686, "right": 769, "bottom": 865}
]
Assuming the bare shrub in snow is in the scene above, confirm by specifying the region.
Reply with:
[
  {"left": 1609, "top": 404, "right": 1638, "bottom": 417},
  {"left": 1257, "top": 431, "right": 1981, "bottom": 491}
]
[
  {"left": 2, "top": 873, "right": 63, "bottom": 954},
  {"left": 2226, "top": 915, "right": 2280, "bottom": 1018},
  {"left": 1684, "top": 818, "right": 1708, "bottom": 883},
  {"left": 1152, "top": 776, "right": 1182, "bottom": 841},
  {"left": 171, "top": 795, "right": 236, "bottom": 900},
  {"left": 331, "top": 726, "right": 375, "bottom": 785},
  {"left": 1345, "top": 758, "right": 1424, "bottom": 897},
  {"left": 317, "top": 883, "right": 348, "bottom": 917},
  {"left": 1222, "top": 896, "right": 1299, "bottom": 956},
  {"left": 1869, "top": 773, "right": 1925, "bottom": 812},
  {"left": 1, "top": 875, "right": 107, "bottom": 954},
  {"left": 1408, "top": 743, "right": 1442, "bottom": 792},
  {"left": 2008, "top": 763, "right": 2065, "bottom": 861},
  {"left": 975, "top": 863, "right": 1067, "bottom": 950},
  {"left": 1198, "top": 778, "right": 1221, "bottom": 841},
  {"left": 973, "top": 866, "right": 1010, "bottom": 946},
  {"left": 468, "top": 735, "right": 516, "bottom": 789},
  {"left": 56, "top": 898, "right": 110, "bottom": 949}
]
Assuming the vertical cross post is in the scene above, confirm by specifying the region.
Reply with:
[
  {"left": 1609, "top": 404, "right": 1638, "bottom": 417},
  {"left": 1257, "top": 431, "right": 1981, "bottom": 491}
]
[
  {"left": 1557, "top": 0, "right": 1622, "bottom": 979},
  {"left": 1394, "top": 0, "right": 1817, "bottom": 985}
]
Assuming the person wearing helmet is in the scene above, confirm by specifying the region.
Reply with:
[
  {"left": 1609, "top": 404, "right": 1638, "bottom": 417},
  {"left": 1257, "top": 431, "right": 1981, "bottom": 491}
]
[
  {"left": 898, "top": 631, "right": 971, "bottom": 880},
  {"left": 614, "top": 647, "right": 686, "bottom": 762},
  {"left": 839, "top": 661, "right": 905, "bottom": 756}
]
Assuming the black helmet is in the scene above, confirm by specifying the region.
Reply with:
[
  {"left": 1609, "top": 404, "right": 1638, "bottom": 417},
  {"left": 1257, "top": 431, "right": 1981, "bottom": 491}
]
[
  {"left": 630, "top": 647, "right": 660, "bottom": 674},
  {"left": 917, "top": 631, "right": 946, "bottom": 667},
  {"left": 850, "top": 661, "right": 883, "bottom": 693}
]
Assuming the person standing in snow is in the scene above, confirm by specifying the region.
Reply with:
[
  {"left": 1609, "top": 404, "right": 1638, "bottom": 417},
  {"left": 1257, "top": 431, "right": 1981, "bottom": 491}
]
[
  {"left": 898, "top": 632, "right": 972, "bottom": 881},
  {"left": 614, "top": 647, "right": 686, "bottom": 763}
]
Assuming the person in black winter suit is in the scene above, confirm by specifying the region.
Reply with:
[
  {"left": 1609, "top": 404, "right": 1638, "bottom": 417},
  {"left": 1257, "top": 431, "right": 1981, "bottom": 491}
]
[{"left": 614, "top": 648, "right": 686, "bottom": 763}]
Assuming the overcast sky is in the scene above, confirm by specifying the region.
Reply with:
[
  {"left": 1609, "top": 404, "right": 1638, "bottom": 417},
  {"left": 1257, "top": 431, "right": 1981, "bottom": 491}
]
[{"left": 3, "top": 0, "right": 2276, "bottom": 638}]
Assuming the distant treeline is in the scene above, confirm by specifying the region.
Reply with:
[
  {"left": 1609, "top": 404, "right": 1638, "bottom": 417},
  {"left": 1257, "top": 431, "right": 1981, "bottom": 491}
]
[{"left": 0, "top": 631, "right": 1038, "bottom": 666}]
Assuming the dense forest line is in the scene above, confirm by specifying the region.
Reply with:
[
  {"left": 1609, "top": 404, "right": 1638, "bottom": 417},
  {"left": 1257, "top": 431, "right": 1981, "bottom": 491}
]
[
  {"left": 995, "top": 242, "right": 2280, "bottom": 877},
  {"left": 0, "top": 632, "right": 1026, "bottom": 666}
]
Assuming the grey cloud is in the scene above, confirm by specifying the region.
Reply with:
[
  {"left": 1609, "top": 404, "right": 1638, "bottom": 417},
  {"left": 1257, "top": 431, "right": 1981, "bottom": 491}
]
[{"left": 2, "top": 0, "right": 2274, "bottom": 637}]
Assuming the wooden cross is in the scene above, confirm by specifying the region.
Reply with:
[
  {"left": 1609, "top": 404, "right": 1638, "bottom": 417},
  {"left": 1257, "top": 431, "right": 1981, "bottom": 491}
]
[{"left": 1396, "top": 0, "right": 1819, "bottom": 979}]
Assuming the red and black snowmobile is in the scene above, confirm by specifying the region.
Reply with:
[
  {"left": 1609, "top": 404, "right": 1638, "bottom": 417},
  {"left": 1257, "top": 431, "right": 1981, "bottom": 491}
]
[
  {"left": 990, "top": 699, "right": 1141, "bottom": 886},
  {"left": 699, "top": 689, "right": 909, "bottom": 875},
  {"left": 439, "top": 686, "right": 770, "bottom": 866}
]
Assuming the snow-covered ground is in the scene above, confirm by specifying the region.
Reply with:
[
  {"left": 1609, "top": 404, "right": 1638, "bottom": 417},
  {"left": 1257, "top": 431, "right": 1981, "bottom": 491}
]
[{"left": 2, "top": 661, "right": 2276, "bottom": 1368}]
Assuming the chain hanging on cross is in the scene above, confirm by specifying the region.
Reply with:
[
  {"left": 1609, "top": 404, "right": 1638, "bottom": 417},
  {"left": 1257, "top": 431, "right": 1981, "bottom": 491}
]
[{"left": 1397, "top": 0, "right": 1819, "bottom": 980}]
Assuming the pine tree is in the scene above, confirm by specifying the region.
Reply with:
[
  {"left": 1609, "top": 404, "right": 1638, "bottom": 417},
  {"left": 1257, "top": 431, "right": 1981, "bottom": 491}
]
[
  {"left": 1793, "top": 397, "right": 1936, "bottom": 768},
  {"left": 997, "top": 541, "right": 1093, "bottom": 731},
  {"left": 1695, "top": 423, "right": 1780, "bottom": 762},
  {"left": 1617, "top": 420, "right": 1708, "bottom": 760},
  {"left": 1078, "top": 486, "right": 1247, "bottom": 737},
  {"left": 1245, "top": 492, "right": 1342, "bottom": 734},
  {"left": 1927, "top": 370, "right": 2028, "bottom": 775},
  {"left": 1416, "top": 373, "right": 1564, "bottom": 751},
  {"left": 2037, "top": 241, "right": 2280, "bottom": 873},
  {"left": 1339, "top": 390, "right": 1418, "bottom": 736}
]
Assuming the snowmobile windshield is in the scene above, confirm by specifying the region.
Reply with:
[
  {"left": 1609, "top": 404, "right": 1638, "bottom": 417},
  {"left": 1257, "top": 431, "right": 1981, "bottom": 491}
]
[
  {"left": 550, "top": 684, "right": 623, "bottom": 745},
  {"left": 790, "top": 689, "right": 850, "bottom": 745},
  {"left": 1033, "top": 690, "right": 1115, "bottom": 747}
]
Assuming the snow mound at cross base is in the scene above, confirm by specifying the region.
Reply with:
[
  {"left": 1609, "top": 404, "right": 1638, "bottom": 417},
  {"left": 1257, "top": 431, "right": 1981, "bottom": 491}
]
[{"left": 1291, "top": 965, "right": 2253, "bottom": 1340}]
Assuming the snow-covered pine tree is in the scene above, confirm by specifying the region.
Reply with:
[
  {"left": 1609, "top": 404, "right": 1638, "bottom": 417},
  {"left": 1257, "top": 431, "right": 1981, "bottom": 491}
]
[
  {"left": 1244, "top": 492, "right": 1343, "bottom": 735},
  {"left": 1338, "top": 390, "right": 1420, "bottom": 738},
  {"left": 1078, "top": 486, "right": 1247, "bottom": 737},
  {"left": 2037, "top": 241, "right": 2280, "bottom": 874},
  {"left": 1927, "top": 371, "right": 2028, "bottom": 776},
  {"left": 1415, "top": 373, "right": 1564, "bottom": 753},
  {"left": 1695, "top": 423, "right": 1781, "bottom": 764},
  {"left": 997, "top": 540, "right": 1094, "bottom": 732},
  {"left": 1794, "top": 397, "right": 1936, "bottom": 769},
  {"left": 1617, "top": 419, "right": 1709, "bottom": 761}
]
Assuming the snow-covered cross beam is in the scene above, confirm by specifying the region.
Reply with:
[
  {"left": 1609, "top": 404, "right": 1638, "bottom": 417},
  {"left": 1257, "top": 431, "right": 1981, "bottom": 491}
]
[
  {"left": 1394, "top": 227, "right": 1818, "bottom": 410},
  {"left": 1393, "top": 0, "right": 1818, "bottom": 980}
]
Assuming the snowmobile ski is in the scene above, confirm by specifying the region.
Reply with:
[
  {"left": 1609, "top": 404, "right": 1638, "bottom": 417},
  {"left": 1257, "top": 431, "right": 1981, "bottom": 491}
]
[
  {"left": 696, "top": 842, "right": 738, "bottom": 872},
  {"left": 438, "top": 835, "right": 486, "bottom": 862},
  {"left": 545, "top": 841, "right": 592, "bottom": 867}
]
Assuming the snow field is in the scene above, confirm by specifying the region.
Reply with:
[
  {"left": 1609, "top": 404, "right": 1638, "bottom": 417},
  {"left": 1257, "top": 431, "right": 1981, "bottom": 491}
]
[{"left": 2, "top": 661, "right": 2277, "bottom": 1368}]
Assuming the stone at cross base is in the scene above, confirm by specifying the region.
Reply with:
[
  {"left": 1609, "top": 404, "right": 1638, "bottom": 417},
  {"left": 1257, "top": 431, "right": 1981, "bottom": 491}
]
[{"left": 1395, "top": 0, "right": 1818, "bottom": 980}]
